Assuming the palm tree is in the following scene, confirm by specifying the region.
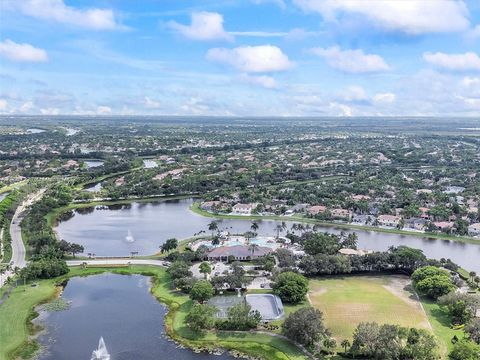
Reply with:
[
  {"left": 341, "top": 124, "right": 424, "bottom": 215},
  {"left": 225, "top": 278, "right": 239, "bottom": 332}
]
[
  {"left": 469, "top": 271, "right": 476, "bottom": 282},
  {"left": 275, "top": 224, "right": 283, "bottom": 239},
  {"left": 250, "top": 221, "right": 259, "bottom": 233},
  {"left": 248, "top": 244, "right": 260, "bottom": 258},
  {"left": 208, "top": 221, "right": 218, "bottom": 238},
  {"left": 341, "top": 339, "right": 351, "bottom": 353}
]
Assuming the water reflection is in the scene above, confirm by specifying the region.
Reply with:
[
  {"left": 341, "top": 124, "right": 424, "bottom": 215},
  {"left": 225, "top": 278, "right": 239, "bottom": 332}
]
[
  {"left": 36, "top": 274, "right": 236, "bottom": 360},
  {"left": 54, "top": 199, "right": 480, "bottom": 272}
]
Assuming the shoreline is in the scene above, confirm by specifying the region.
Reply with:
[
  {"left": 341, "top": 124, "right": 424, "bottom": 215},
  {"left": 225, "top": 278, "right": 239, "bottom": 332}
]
[
  {"left": 2, "top": 266, "right": 307, "bottom": 360},
  {"left": 190, "top": 202, "right": 480, "bottom": 245}
]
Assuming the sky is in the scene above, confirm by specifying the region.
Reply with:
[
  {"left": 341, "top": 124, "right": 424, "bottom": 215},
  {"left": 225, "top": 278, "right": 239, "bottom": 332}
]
[{"left": 0, "top": 0, "right": 479, "bottom": 117}]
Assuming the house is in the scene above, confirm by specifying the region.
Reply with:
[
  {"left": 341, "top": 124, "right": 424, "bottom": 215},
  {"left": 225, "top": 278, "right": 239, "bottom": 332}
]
[
  {"left": 200, "top": 201, "right": 223, "bottom": 211},
  {"left": 207, "top": 245, "right": 272, "bottom": 262},
  {"left": 443, "top": 186, "right": 465, "bottom": 194},
  {"left": 331, "top": 208, "right": 352, "bottom": 220},
  {"left": 284, "top": 203, "right": 309, "bottom": 215},
  {"left": 433, "top": 221, "right": 455, "bottom": 231},
  {"left": 468, "top": 223, "right": 480, "bottom": 237},
  {"left": 307, "top": 205, "right": 327, "bottom": 216},
  {"left": 404, "top": 218, "right": 427, "bottom": 231},
  {"left": 352, "top": 194, "right": 371, "bottom": 201},
  {"left": 419, "top": 207, "right": 431, "bottom": 220},
  {"left": 231, "top": 203, "right": 257, "bottom": 215},
  {"left": 339, "top": 248, "right": 373, "bottom": 256},
  {"left": 352, "top": 214, "right": 373, "bottom": 225},
  {"left": 377, "top": 214, "right": 402, "bottom": 227}
]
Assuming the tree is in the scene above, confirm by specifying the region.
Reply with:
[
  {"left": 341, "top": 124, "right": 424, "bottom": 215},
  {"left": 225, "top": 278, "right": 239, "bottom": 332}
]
[
  {"left": 272, "top": 271, "right": 308, "bottom": 304},
  {"left": 167, "top": 261, "right": 192, "bottom": 280},
  {"left": 217, "top": 302, "right": 261, "bottom": 331},
  {"left": 282, "top": 307, "right": 327, "bottom": 347},
  {"left": 448, "top": 339, "right": 480, "bottom": 360},
  {"left": 323, "top": 338, "right": 336, "bottom": 354},
  {"left": 250, "top": 221, "right": 259, "bottom": 233},
  {"left": 248, "top": 243, "right": 260, "bottom": 258},
  {"left": 465, "top": 318, "right": 480, "bottom": 344},
  {"left": 69, "top": 243, "right": 84, "bottom": 258},
  {"left": 161, "top": 238, "right": 178, "bottom": 253},
  {"left": 275, "top": 248, "right": 296, "bottom": 268},
  {"left": 185, "top": 303, "right": 217, "bottom": 334},
  {"left": 208, "top": 221, "right": 218, "bottom": 237},
  {"left": 415, "top": 274, "right": 456, "bottom": 299},
  {"left": 412, "top": 266, "right": 451, "bottom": 283},
  {"left": 438, "top": 293, "right": 480, "bottom": 325},
  {"left": 341, "top": 339, "right": 351, "bottom": 353},
  {"left": 199, "top": 262, "right": 212, "bottom": 279},
  {"left": 189, "top": 280, "right": 214, "bottom": 303}
]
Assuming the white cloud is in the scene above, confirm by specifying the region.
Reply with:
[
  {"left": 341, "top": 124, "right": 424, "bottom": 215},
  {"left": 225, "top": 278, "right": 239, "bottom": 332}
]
[
  {"left": 238, "top": 74, "right": 277, "bottom": 89},
  {"left": 0, "top": 99, "right": 7, "bottom": 111},
  {"left": 423, "top": 52, "right": 480, "bottom": 71},
  {"left": 0, "top": 39, "right": 48, "bottom": 62},
  {"left": 373, "top": 92, "right": 396, "bottom": 103},
  {"left": 251, "top": 0, "right": 286, "bottom": 9},
  {"left": 20, "top": 101, "right": 34, "bottom": 113},
  {"left": 294, "top": 0, "right": 470, "bottom": 34},
  {"left": 144, "top": 96, "right": 161, "bottom": 109},
  {"left": 309, "top": 46, "right": 390, "bottom": 73},
  {"left": 5, "top": 0, "right": 120, "bottom": 30},
  {"left": 470, "top": 25, "right": 480, "bottom": 39},
  {"left": 338, "top": 86, "right": 368, "bottom": 102},
  {"left": 40, "top": 107, "right": 60, "bottom": 115},
  {"left": 168, "top": 12, "right": 233, "bottom": 41},
  {"left": 96, "top": 106, "right": 112, "bottom": 115},
  {"left": 207, "top": 45, "right": 293, "bottom": 73}
]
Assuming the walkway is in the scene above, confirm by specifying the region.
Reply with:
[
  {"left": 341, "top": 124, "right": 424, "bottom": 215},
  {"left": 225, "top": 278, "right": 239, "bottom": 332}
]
[
  {"left": 66, "top": 258, "right": 168, "bottom": 267},
  {"left": 1, "top": 189, "right": 45, "bottom": 287}
]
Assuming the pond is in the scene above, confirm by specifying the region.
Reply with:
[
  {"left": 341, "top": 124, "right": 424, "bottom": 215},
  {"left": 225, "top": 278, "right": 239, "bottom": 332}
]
[
  {"left": 85, "top": 160, "right": 104, "bottom": 169},
  {"left": 84, "top": 182, "right": 102, "bottom": 193},
  {"left": 54, "top": 199, "right": 480, "bottom": 272},
  {"left": 36, "top": 273, "right": 236, "bottom": 360},
  {"left": 143, "top": 159, "right": 158, "bottom": 168},
  {"left": 26, "top": 128, "right": 46, "bottom": 134}
]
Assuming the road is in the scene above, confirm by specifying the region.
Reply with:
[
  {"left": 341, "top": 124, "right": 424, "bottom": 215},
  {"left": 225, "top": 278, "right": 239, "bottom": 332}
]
[
  {"left": 1, "top": 189, "right": 45, "bottom": 287},
  {"left": 66, "top": 259, "right": 168, "bottom": 267}
]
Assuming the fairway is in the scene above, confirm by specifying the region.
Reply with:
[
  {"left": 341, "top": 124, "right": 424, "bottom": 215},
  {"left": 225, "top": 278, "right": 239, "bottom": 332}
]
[{"left": 309, "top": 275, "right": 431, "bottom": 341}]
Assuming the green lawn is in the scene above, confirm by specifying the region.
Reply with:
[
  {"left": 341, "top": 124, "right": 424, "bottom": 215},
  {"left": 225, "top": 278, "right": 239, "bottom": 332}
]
[
  {"left": 308, "top": 275, "right": 431, "bottom": 345},
  {"left": 0, "top": 266, "right": 308, "bottom": 360}
]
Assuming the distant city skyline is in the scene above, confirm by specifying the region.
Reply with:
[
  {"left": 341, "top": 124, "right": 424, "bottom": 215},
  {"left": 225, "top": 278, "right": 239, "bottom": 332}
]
[{"left": 0, "top": 0, "right": 479, "bottom": 116}]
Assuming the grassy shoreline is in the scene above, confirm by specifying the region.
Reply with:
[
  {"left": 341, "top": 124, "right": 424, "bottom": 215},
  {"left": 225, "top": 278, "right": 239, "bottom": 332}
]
[
  {"left": 190, "top": 202, "right": 480, "bottom": 245},
  {"left": 0, "top": 266, "right": 307, "bottom": 360}
]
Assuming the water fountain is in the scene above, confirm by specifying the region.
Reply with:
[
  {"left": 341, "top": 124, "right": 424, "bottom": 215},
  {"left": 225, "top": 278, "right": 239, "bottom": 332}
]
[
  {"left": 125, "top": 229, "right": 135, "bottom": 243},
  {"left": 91, "top": 337, "right": 110, "bottom": 360}
]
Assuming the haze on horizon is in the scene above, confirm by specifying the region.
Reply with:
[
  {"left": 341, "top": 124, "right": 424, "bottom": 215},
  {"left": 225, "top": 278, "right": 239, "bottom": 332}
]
[{"left": 0, "top": 0, "right": 480, "bottom": 117}]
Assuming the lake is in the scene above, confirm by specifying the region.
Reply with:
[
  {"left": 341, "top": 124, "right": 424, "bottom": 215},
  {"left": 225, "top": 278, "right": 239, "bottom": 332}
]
[
  {"left": 36, "top": 273, "right": 236, "bottom": 360},
  {"left": 26, "top": 128, "right": 46, "bottom": 134},
  {"left": 143, "top": 159, "right": 158, "bottom": 168},
  {"left": 85, "top": 160, "right": 104, "bottom": 169},
  {"left": 55, "top": 199, "right": 480, "bottom": 272}
]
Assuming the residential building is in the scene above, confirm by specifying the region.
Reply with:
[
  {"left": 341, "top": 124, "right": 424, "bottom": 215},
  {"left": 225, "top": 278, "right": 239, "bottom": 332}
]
[
  {"left": 377, "top": 214, "right": 402, "bottom": 227},
  {"left": 207, "top": 245, "right": 272, "bottom": 261},
  {"left": 468, "top": 223, "right": 480, "bottom": 236}
]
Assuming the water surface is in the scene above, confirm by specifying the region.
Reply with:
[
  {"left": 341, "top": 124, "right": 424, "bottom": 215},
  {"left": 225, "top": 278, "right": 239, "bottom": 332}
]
[
  {"left": 37, "top": 273, "right": 236, "bottom": 360},
  {"left": 85, "top": 160, "right": 104, "bottom": 169},
  {"left": 0, "top": 192, "right": 9, "bottom": 202},
  {"left": 55, "top": 199, "right": 480, "bottom": 272}
]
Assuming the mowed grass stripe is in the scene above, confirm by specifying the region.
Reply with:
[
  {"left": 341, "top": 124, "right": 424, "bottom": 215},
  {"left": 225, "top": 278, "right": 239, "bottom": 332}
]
[{"left": 308, "top": 275, "right": 430, "bottom": 343}]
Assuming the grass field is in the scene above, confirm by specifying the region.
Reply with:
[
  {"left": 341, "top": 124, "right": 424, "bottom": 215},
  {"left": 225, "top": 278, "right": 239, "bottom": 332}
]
[
  {"left": 0, "top": 266, "right": 307, "bottom": 360},
  {"left": 308, "top": 275, "right": 431, "bottom": 344}
]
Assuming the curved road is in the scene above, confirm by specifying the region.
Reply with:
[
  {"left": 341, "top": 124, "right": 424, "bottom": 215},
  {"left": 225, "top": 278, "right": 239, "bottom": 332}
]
[{"left": 1, "top": 189, "right": 45, "bottom": 287}]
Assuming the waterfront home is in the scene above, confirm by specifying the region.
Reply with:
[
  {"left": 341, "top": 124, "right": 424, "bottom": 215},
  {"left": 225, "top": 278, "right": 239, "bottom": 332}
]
[
  {"left": 468, "top": 223, "right": 480, "bottom": 237},
  {"left": 377, "top": 214, "right": 402, "bottom": 228},
  {"left": 433, "top": 221, "right": 455, "bottom": 231},
  {"left": 419, "top": 207, "right": 431, "bottom": 220},
  {"left": 404, "top": 218, "right": 427, "bottom": 231},
  {"left": 331, "top": 208, "right": 352, "bottom": 220},
  {"left": 443, "top": 186, "right": 465, "bottom": 194},
  {"left": 200, "top": 200, "right": 223, "bottom": 211},
  {"left": 231, "top": 203, "right": 257, "bottom": 215},
  {"left": 339, "top": 248, "right": 374, "bottom": 256},
  {"left": 207, "top": 245, "right": 272, "bottom": 261},
  {"left": 307, "top": 205, "right": 327, "bottom": 215}
]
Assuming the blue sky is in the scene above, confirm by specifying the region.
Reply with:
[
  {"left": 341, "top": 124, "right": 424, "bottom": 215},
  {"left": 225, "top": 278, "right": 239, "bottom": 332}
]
[{"left": 0, "top": 0, "right": 479, "bottom": 116}]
